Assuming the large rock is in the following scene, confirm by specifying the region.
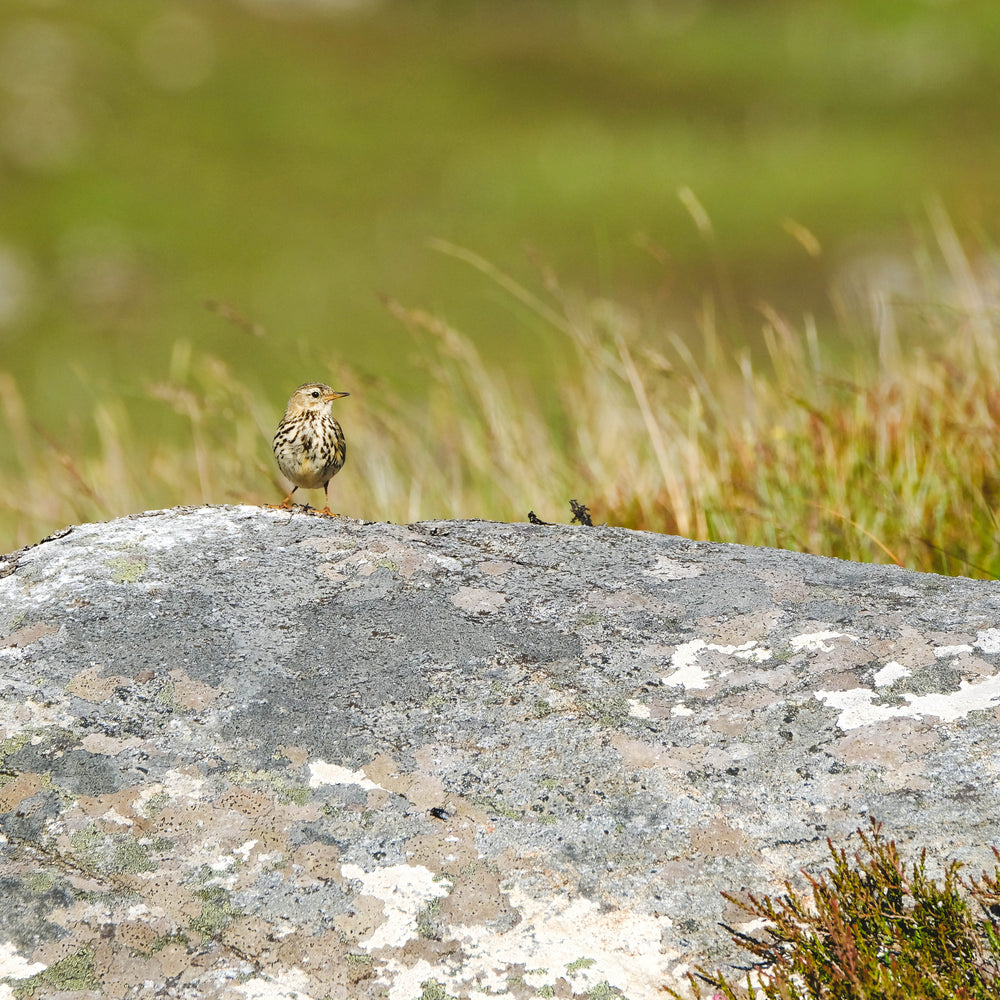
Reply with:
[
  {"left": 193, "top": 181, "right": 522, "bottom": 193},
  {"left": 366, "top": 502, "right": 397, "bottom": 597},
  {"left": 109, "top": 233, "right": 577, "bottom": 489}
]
[{"left": 1, "top": 505, "right": 999, "bottom": 999}]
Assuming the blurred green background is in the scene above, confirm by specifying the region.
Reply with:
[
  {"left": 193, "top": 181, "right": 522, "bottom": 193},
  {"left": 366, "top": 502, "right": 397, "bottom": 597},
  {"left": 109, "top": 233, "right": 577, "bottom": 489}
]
[{"left": 1, "top": 0, "right": 999, "bottom": 480}]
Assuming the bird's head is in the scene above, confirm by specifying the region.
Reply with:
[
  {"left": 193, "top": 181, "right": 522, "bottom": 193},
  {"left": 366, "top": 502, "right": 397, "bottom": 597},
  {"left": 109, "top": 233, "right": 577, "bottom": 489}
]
[{"left": 286, "top": 382, "right": 350, "bottom": 415}]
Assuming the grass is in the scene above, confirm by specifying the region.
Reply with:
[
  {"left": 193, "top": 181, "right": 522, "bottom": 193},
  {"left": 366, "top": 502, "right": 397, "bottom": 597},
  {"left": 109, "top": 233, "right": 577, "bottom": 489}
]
[
  {"left": 5, "top": 0, "right": 1000, "bottom": 419},
  {"left": 4, "top": 210, "right": 1000, "bottom": 576},
  {"left": 674, "top": 822, "right": 1000, "bottom": 1000}
]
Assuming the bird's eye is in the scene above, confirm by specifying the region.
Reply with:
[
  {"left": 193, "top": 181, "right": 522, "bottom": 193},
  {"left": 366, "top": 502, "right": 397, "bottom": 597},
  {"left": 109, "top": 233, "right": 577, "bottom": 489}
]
[{"left": 311, "top": 390, "right": 320, "bottom": 398}]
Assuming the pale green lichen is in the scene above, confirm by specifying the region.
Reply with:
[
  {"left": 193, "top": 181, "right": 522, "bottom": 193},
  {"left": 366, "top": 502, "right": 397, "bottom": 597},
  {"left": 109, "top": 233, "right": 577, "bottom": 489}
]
[
  {"left": 588, "top": 982, "right": 627, "bottom": 999},
  {"left": 154, "top": 681, "right": 179, "bottom": 710},
  {"left": 472, "top": 796, "right": 523, "bottom": 821},
  {"left": 0, "top": 732, "right": 32, "bottom": 763},
  {"left": 23, "top": 871, "right": 58, "bottom": 893},
  {"left": 140, "top": 789, "right": 171, "bottom": 817},
  {"left": 566, "top": 957, "right": 596, "bottom": 974},
  {"left": 415, "top": 897, "right": 442, "bottom": 939},
  {"left": 585, "top": 697, "right": 630, "bottom": 728},
  {"left": 229, "top": 768, "right": 310, "bottom": 805},
  {"left": 106, "top": 556, "right": 147, "bottom": 583},
  {"left": 190, "top": 885, "right": 238, "bottom": 938},
  {"left": 13, "top": 947, "right": 98, "bottom": 998},
  {"left": 417, "top": 980, "right": 457, "bottom": 1000},
  {"left": 70, "top": 826, "right": 155, "bottom": 875},
  {"left": 0, "top": 611, "right": 25, "bottom": 636},
  {"left": 150, "top": 930, "right": 191, "bottom": 954}
]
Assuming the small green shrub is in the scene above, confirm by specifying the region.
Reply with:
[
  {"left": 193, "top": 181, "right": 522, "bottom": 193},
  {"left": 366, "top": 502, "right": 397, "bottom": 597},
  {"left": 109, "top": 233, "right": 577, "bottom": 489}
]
[{"left": 676, "top": 822, "right": 1000, "bottom": 1000}]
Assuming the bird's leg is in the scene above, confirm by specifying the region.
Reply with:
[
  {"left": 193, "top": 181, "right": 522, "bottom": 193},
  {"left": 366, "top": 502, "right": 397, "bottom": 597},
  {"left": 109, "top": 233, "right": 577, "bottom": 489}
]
[
  {"left": 319, "top": 482, "right": 339, "bottom": 517},
  {"left": 266, "top": 486, "right": 299, "bottom": 511}
]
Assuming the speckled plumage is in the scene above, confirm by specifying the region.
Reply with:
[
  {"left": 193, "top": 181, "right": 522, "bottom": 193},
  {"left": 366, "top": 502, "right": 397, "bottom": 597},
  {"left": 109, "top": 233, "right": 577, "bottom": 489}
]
[{"left": 272, "top": 382, "right": 348, "bottom": 514}]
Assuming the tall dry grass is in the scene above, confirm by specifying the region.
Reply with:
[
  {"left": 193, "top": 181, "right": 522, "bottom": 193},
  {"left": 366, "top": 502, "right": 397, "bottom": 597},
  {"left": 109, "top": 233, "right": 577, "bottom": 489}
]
[{"left": 2, "top": 211, "right": 999, "bottom": 577}]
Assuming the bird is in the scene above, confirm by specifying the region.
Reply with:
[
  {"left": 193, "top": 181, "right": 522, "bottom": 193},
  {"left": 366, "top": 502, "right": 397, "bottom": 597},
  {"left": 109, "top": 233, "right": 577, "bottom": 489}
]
[{"left": 271, "top": 382, "right": 349, "bottom": 515}]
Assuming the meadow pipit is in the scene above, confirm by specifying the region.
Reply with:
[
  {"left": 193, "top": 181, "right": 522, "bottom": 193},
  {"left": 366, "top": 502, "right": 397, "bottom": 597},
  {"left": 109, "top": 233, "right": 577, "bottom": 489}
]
[{"left": 272, "top": 382, "right": 349, "bottom": 515}]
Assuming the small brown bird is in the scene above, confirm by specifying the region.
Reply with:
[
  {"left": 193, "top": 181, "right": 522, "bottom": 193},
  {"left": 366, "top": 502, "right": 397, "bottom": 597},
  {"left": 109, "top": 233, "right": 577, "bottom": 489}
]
[{"left": 272, "top": 382, "right": 349, "bottom": 515}]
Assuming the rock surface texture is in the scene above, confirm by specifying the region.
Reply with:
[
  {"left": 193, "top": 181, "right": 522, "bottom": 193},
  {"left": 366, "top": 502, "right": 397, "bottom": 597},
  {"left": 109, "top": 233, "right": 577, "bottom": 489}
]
[{"left": 2, "top": 505, "right": 1000, "bottom": 999}]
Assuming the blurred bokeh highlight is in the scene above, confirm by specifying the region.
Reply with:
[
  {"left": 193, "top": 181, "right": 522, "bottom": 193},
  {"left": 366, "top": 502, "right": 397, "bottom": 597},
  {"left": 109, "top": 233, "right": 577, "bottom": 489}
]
[{"left": 2, "top": 0, "right": 1000, "bottom": 568}]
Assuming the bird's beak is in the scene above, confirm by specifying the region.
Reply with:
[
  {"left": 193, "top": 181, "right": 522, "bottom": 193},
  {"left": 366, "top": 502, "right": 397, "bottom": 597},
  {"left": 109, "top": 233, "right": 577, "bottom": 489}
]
[{"left": 324, "top": 391, "right": 350, "bottom": 401}]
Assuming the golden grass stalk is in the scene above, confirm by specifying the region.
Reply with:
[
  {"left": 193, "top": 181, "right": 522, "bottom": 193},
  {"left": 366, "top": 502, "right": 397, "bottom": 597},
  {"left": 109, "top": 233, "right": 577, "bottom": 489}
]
[{"left": 1, "top": 211, "right": 998, "bottom": 578}]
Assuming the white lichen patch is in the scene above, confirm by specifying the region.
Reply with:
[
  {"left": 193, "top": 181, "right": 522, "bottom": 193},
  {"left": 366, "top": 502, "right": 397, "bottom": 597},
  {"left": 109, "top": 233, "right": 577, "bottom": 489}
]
[
  {"left": 233, "top": 968, "right": 317, "bottom": 1000},
  {"left": 80, "top": 733, "right": 148, "bottom": 756},
  {"left": 791, "top": 630, "right": 860, "bottom": 653},
  {"left": 339, "top": 863, "right": 451, "bottom": 951},
  {"left": 304, "top": 534, "right": 433, "bottom": 580},
  {"left": 101, "top": 807, "right": 133, "bottom": 827},
  {"left": 307, "top": 760, "right": 386, "bottom": 791},
  {"left": 375, "top": 883, "right": 673, "bottom": 1000},
  {"left": 134, "top": 767, "right": 208, "bottom": 814},
  {"left": 1, "top": 697, "right": 76, "bottom": 738},
  {"left": 975, "top": 628, "right": 1000, "bottom": 654},
  {"left": 873, "top": 661, "right": 911, "bottom": 687},
  {"left": 935, "top": 644, "right": 974, "bottom": 658},
  {"left": 662, "top": 639, "right": 771, "bottom": 690},
  {"left": 817, "top": 672, "right": 1000, "bottom": 730},
  {"left": 0, "top": 941, "right": 46, "bottom": 980},
  {"left": 647, "top": 555, "right": 704, "bottom": 580},
  {"left": 627, "top": 699, "right": 651, "bottom": 719}
]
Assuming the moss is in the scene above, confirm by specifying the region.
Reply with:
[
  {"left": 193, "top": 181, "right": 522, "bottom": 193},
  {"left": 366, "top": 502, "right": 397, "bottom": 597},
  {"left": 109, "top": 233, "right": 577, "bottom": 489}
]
[
  {"left": 13, "top": 947, "right": 98, "bottom": 997},
  {"left": 566, "top": 957, "right": 596, "bottom": 974}
]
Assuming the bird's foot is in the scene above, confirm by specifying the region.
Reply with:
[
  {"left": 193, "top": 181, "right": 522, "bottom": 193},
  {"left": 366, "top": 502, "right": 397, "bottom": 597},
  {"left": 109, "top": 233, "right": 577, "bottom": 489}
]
[{"left": 265, "top": 495, "right": 300, "bottom": 511}]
